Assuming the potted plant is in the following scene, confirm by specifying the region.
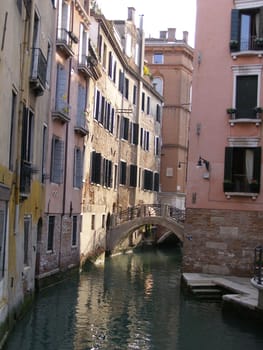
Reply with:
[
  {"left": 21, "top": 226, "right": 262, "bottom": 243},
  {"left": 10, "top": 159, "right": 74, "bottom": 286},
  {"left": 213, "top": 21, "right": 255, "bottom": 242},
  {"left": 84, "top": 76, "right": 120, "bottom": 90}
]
[
  {"left": 254, "top": 107, "right": 263, "bottom": 114},
  {"left": 226, "top": 108, "right": 237, "bottom": 115},
  {"left": 229, "top": 40, "right": 239, "bottom": 51},
  {"left": 254, "top": 37, "right": 263, "bottom": 49}
]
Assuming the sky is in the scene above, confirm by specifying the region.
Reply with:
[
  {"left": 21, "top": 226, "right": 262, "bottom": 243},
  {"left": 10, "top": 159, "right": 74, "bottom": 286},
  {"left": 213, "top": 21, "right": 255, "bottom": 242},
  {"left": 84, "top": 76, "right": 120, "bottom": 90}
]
[{"left": 96, "top": 0, "right": 197, "bottom": 47}]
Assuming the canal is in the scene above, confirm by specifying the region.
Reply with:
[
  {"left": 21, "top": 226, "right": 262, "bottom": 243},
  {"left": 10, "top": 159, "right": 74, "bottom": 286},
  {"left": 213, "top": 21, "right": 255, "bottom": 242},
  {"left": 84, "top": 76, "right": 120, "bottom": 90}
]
[{"left": 3, "top": 247, "right": 263, "bottom": 350}]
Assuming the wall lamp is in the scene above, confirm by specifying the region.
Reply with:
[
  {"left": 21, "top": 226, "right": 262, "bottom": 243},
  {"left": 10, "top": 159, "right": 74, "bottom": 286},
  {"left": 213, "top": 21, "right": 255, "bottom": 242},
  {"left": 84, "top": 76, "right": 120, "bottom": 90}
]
[
  {"left": 178, "top": 161, "right": 187, "bottom": 169},
  {"left": 197, "top": 156, "right": 210, "bottom": 171}
]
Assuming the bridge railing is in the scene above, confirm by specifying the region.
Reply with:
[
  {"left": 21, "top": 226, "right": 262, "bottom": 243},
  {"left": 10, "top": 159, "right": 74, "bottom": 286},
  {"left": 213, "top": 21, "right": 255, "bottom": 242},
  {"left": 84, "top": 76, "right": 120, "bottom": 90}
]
[{"left": 110, "top": 204, "right": 185, "bottom": 228}]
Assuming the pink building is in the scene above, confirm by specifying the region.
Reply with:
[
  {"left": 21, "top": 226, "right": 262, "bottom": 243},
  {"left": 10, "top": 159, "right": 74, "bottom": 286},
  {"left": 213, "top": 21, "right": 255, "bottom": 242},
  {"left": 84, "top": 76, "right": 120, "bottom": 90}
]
[{"left": 184, "top": 0, "right": 263, "bottom": 276}]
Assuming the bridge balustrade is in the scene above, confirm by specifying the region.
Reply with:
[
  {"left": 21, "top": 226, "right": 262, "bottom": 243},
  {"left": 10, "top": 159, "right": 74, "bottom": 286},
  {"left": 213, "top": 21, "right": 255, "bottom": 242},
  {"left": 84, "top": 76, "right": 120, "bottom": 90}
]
[{"left": 111, "top": 204, "right": 185, "bottom": 228}]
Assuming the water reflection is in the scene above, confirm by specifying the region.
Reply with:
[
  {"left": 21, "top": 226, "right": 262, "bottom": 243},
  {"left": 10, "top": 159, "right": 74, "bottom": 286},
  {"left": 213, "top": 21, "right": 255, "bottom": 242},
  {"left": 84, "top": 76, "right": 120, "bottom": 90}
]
[{"left": 4, "top": 248, "right": 263, "bottom": 350}]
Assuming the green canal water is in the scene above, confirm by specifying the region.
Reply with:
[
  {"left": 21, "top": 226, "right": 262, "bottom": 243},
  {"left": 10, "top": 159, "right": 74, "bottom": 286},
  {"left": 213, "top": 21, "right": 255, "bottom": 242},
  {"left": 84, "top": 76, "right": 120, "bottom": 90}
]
[{"left": 3, "top": 248, "right": 263, "bottom": 350}]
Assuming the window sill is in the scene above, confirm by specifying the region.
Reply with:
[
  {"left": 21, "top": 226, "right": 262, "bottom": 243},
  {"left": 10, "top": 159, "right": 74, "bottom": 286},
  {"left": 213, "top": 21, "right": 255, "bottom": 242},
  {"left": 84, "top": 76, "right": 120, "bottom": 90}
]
[
  {"left": 231, "top": 50, "right": 263, "bottom": 59},
  {"left": 225, "top": 192, "right": 258, "bottom": 200},
  {"left": 229, "top": 118, "right": 261, "bottom": 126}
]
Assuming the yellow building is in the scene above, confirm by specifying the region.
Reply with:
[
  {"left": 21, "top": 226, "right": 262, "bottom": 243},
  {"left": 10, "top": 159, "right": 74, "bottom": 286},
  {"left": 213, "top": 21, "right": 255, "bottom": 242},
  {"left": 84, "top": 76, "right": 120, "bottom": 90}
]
[{"left": 0, "top": 0, "right": 56, "bottom": 338}]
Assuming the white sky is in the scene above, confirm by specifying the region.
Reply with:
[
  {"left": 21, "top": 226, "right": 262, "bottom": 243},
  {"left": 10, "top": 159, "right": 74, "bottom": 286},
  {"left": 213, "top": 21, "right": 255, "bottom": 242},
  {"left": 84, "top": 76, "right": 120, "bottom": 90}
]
[{"left": 96, "top": 0, "right": 197, "bottom": 47}]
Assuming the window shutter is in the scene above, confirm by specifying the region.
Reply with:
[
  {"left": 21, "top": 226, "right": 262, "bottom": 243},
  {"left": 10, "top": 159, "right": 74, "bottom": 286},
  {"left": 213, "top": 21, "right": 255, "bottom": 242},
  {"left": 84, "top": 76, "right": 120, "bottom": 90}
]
[
  {"left": 133, "top": 123, "right": 139, "bottom": 145},
  {"left": 230, "top": 9, "right": 240, "bottom": 42},
  {"left": 77, "top": 84, "right": 86, "bottom": 126},
  {"left": 74, "top": 148, "right": 83, "bottom": 188},
  {"left": 224, "top": 147, "right": 233, "bottom": 189},
  {"left": 91, "top": 151, "right": 96, "bottom": 182},
  {"left": 130, "top": 164, "right": 137, "bottom": 187},
  {"left": 253, "top": 147, "right": 261, "bottom": 186},
  {"left": 94, "top": 90, "right": 100, "bottom": 120},
  {"left": 51, "top": 138, "right": 64, "bottom": 183},
  {"left": 259, "top": 7, "right": 263, "bottom": 38},
  {"left": 55, "top": 64, "right": 68, "bottom": 111},
  {"left": 95, "top": 153, "right": 101, "bottom": 184},
  {"left": 154, "top": 173, "right": 159, "bottom": 192}
]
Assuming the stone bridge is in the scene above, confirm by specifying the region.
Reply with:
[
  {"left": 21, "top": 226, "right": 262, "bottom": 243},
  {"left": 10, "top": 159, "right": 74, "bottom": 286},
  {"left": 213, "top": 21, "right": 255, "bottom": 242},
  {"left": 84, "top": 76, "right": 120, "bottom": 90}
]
[{"left": 106, "top": 204, "right": 185, "bottom": 253}]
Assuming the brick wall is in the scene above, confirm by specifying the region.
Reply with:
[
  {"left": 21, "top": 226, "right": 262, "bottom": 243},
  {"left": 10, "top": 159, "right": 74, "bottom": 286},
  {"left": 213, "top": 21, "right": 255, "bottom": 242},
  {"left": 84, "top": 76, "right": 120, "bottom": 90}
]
[{"left": 183, "top": 208, "right": 263, "bottom": 277}]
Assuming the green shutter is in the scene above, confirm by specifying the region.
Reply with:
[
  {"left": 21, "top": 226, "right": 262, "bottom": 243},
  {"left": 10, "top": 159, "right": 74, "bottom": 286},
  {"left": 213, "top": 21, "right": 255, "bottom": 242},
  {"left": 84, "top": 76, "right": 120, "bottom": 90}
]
[
  {"left": 259, "top": 7, "right": 263, "bottom": 38},
  {"left": 223, "top": 147, "right": 233, "bottom": 191},
  {"left": 230, "top": 9, "right": 240, "bottom": 42}
]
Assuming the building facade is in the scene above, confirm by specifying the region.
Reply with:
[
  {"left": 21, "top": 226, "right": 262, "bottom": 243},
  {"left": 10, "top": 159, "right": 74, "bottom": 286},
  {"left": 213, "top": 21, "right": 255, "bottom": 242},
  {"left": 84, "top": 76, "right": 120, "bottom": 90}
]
[
  {"left": 184, "top": 0, "right": 263, "bottom": 276},
  {"left": 144, "top": 29, "right": 194, "bottom": 209},
  {"left": 36, "top": 0, "right": 100, "bottom": 287},
  {"left": 0, "top": 0, "right": 56, "bottom": 338},
  {"left": 80, "top": 8, "right": 163, "bottom": 259}
]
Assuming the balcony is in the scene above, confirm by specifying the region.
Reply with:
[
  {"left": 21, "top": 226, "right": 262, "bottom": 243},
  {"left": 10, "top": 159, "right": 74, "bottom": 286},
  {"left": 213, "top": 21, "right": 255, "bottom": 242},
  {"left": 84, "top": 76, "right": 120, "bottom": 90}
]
[
  {"left": 230, "top": 36, "right": 263, "bottom": 57},
  {"left": 30, "top": 48, "right": 47, "bottom": 96},
  {"left": 56, "top": 28, "right": 74, "bottom": 58},
  {"left": 227, "top": 107, "right": 262, "bottom": 126},
  {"left": 52, "top": 100, "right": 71, "bottom": 123},
  {"left": 74, "top": 113, "right": 89, "bottom": 136}
]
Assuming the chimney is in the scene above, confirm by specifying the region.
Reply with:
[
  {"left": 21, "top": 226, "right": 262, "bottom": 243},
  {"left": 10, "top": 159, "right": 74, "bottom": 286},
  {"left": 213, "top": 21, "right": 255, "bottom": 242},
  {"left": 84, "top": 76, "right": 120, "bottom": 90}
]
[
  {"left": 167, "top": 28, "right": 176, "bottom": 41},
  {"left": 128, "top": 7, "right": 135, "bottom": 23},
  {"left": 183, "top": 31, "right": 189, "bottom": 44},
  {"left": 160, "top": 31, "right": 167, "bottom": 40}
]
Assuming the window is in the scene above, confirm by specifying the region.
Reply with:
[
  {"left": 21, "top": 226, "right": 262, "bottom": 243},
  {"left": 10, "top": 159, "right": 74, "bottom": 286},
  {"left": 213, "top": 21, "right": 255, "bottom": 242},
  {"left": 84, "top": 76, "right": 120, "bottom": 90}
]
[
  {"left": 129, "top": 164, "right": 137, "bottom": 187},
  {"left": 51, "top": 137, "right": 64, "bottom": 184},
  {"left": 102, "top": 214, "right": 105, "bottom": 229},
  {"left": 141, "top": 129, "right": 150, "bottom": 151},
  {"left": 74, "top": 147, "right": 83, "bottom": 188},
  {"left": 98, "top": 35, "right": 102, "bottom": 59},
  {"left": 72, "top": 216, "right": 77, "bottom": 246},
  {"left": 120, "top": 161, "right": 127, "bottom": 185},
  {"left": 55, "top": 64, "right": 69, "bottom": 114},
  {"left": 153, "top": 53, "right": 163, "bottom": 64},
  {"left": 79, "top": 23, "right": 89, "bottom": 64},
  {"left": 120, "top": 117, "right": 129, "bottom": 141},
  {"left": 152, "top": 77, "right": 163, "bottom": 95},
  {"left": 9, "top": 91, "right": 17, "bottom": 171},
  {"left": 154, "top": 173, "right": 159, "bottom": 192},
  {"left": 156, "top": 104, "right": 161, "bottom": 122},
  {"left": 141, "top": 92, "right": 145, "bottom": 111},
  {"left": 41, "top": 125, "right": 47, "bottom": 183},
  {"left": 154, "top": 137, "right": 160, "bottom": 156},
  {"left": 0, "top": 202, "right": 7, "bottom": 279},
  {"left": 125, "top": 33, "right": 132, "bottom": 57},
  {"left": 131, "top": 123, "right": 139, "bottom": 145},
  {"left": 20, "top": 106, "right": 34, "bottom": 193},
  {"left": 124, "top": 78, "right": 129, "bottom": 99},
  {"left": 47, "top": 216, "right": 55, "bottom": 251},
  {"left": 94, "top": 89, "right": 101, "bottom": 121},
  {"left": 230, "top": 7, "right": 263, "bottom": 51},
  {"left": 24, "top": 216, "right": 31, "bottom": 266},
  {"left": 91, "top": 214, "right": 95, "bottom": 230},
  {"left": 57, "top": 0, "right": 71, "bottom": 43},
  {"left": 147, "top": 96, "right": 151, "bottom": 114},
  {"left": 118, "top": 70, "right": 124, "bottom": 93},
  {"left": 143, "top": 169, "right": 153, "bottom": 190},
  {"left": 77, "top": 83, "right": 87, "bottom": 128},
  {"left": 224, "top": 147, "right": 261, "bottom": 193},
  {"left": 91, "top": 151, "right": 101, "bottom": 184},
  {"left": 102, "top": 158, "right": 112, "bottom": 188},
  {"left": 231, "top": 65, "right": 261, "bottom": 120},
  {"left": 103, "top": 43, "right": 107, "bottom": 68},
  {"left": 236, "top": 75, "right": 257, "bottom": 118},
  {"left": 133, "top": 85, "right": 137, "bottom": 105}
]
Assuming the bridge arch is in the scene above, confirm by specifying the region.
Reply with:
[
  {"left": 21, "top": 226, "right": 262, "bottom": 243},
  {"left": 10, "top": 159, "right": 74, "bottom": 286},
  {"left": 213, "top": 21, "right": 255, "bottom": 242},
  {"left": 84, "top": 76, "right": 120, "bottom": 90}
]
[{"left": 106, "top": 215, "right": 184, "bottom": 253}]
